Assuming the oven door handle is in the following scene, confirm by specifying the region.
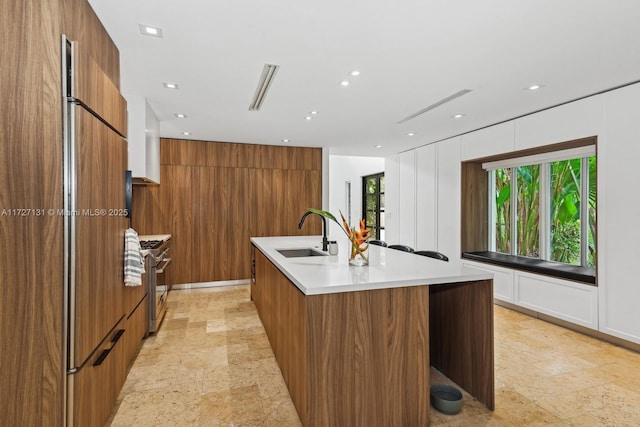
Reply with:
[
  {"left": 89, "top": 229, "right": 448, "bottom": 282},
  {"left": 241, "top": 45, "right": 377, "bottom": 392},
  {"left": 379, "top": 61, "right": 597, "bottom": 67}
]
[{"left": 156, "top": 257, "right": 171, "bottom": 273}]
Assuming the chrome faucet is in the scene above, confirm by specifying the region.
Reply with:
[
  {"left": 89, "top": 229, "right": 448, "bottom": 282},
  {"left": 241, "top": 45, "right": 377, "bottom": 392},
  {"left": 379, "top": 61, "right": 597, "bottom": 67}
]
[{"left": 298, "top": 210, "right": 329, "bottom": 251}]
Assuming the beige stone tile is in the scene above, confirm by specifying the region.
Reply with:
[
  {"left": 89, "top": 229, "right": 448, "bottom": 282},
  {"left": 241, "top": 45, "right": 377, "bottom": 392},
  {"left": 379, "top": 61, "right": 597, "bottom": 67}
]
[
  {"left": 555, "top": 414, "right": 603, "bottom": 427},
  {"left": 199, "top": 385, "right": 266, "bottom": 426},
  {"left": 576, "top": 345, "right": 640, "bottom": 368},
  {"left": 112, "top": 287, "right": 640, "bottom": 427},
  {"left": 584, "top": 362, "right": 640, "bottom": 386},
  {"left": 492, "top": 388, "right": 561, "bottom": 426},
  {"left": 433, "top": 414, "right": 505, "bottom": 426},
  {"left": 511, "top": 367, "right": 610, "bottom": 402},
  {"left": 529, "top": 353, "right": 598, "bottom": 376},
  {"left": 516, "top": 327, "right": 604, "bottom": 355},
  {"left": 121, "top": 359, "right": 204, "bottom": 393},
  {"left": 535, "top": 381, "right": 640, "bottom": 423},
  {"left": 110, "top": 381, "right": 202, "bottom": 427},
  {"left": 262, "top": 395, "right": 302, "bottom": 427}
]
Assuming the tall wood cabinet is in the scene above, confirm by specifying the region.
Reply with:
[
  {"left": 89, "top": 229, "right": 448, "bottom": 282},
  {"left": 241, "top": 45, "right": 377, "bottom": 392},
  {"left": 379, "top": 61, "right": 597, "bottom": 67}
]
[{"left": 1, "top": 1, "right": 140, "bottom": 425}]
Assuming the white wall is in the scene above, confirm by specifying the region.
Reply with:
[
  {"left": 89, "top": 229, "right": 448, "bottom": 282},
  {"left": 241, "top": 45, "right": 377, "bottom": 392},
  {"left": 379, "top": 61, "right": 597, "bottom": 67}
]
[
  {"left": 386, "top": 82, "right": 640, "bottom": 344},
  {"left": 328, "top": 155, "right": 385, "bottom": 239}
]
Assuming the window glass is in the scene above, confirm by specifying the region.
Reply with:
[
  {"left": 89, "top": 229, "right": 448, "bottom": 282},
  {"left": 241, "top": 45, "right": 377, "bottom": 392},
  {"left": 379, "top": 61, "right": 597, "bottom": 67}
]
[
  {"left": 587, "top": 156, "right": 597, "bottom": 267},
  {"left": 488, "top": 150, "right": 595, "bottom": 269},
  {"left": 494, "top": 168, "right": 511, "bottom": 254},
  {"left": 362, "top": 172, "right": 384, "bottom": 240},
  {"left": 516, "top": 165, "right": 539, "bottom": 258},
  {"left": 550, "top": 159, "right": 581, "bottom": 265}
]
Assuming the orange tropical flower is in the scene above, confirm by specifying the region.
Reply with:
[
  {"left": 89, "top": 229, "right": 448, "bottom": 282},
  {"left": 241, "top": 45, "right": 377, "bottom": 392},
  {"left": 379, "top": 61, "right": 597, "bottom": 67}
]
[{"left": 307, "top": 208, "right": 371, "bottom": 263}]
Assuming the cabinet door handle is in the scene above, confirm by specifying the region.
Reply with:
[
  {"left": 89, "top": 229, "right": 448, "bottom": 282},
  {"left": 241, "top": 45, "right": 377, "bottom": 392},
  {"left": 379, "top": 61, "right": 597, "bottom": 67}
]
[
  {"left": 111, "top": 328, "right": 125, "bottom": 344},
  {"left": 93, "top": 349, "right": 110, "bottom": 366},
  {"left": 93, "top": 329, "right": 125, "bottom": 366}
]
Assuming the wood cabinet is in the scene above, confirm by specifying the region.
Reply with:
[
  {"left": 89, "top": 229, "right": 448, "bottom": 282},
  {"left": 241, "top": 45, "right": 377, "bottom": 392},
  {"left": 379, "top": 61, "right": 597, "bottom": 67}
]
[
  {"left": 73, "top": 317, "right": 128, "bottom": 427},
  {"left": 124, "top": 294, "right": 149, "bottom": 368},
  {"left": 73, "top": 106, "right": 128, "bottom": 366},
  {"left": 70, "top": 41, "right": 130, "bottom": 426}
]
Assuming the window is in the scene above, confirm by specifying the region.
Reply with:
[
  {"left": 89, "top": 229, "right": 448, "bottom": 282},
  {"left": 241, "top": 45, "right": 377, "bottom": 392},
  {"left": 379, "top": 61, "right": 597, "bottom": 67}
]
[
  {"left": 362, "top": 173, "right": 385, "bottom": 240},
  {"left": 485, "top": 146, "right": 596, "bottom": 268}
]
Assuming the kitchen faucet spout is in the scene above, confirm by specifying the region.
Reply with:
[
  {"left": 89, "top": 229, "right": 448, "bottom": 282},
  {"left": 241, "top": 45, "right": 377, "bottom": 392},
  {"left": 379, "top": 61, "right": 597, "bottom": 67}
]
[{"left": 298, "top": 211, "right": 329, "bottom": 251}]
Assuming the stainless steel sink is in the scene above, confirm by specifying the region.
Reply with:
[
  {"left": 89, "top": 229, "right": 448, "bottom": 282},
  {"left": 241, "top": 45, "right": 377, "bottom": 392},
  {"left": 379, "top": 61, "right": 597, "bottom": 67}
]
[{"left": 276, "top": 248, "right": 328, "bottom": 258}]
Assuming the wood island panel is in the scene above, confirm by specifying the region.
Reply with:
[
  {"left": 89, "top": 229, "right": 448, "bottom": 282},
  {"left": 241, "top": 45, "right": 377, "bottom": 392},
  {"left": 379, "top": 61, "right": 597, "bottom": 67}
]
[
  {"left": 429, "top": 280, "right": 495, "bottom": 410},
  {"left": 253, "top": 250, "right": 431, "bottom": 427},
  {"left": 307, "top": 286, "right": 430, "bottom": 427}
]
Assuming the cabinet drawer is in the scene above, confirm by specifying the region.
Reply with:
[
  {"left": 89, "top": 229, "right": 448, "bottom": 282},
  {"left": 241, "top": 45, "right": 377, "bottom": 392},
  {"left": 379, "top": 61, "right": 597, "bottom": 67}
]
[
  {"left": 72, "top": 317, "right": 127, "bottom": 427},
  {"left": 125, "top": 293, "right": 149, "bottom": 366}
]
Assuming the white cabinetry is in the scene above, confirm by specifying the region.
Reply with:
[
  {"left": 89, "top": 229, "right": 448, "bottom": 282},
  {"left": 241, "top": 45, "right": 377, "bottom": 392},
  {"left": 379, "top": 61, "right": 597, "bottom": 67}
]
[
  {"left": 415, "top": 144, "right": 437, "bottom": 250},
  {"left": 463, "top": 261, "right": 514, "bottom": 302},
  {"left": 384, "top": 154, "right": 399, "bottom": 243},
  {"left": 397, "top": 150, "right": 416, "bottom": 248},
  {"left": 461, "top": 121, "right": 514, "bottom": 161},
  {"left": 598, "top": 83, "right": 640, "bottom": 343},
  {"left": 516, "top": 272, "right": 598, "bottom": 330},
  {"left": 384, "top": 82, "right": 640, "bottom": 344},
  {"left": 436, "top": 137, "right": 461, "bottom": 264},
  {"left": 514, "top": 95, "right": 603, "bottom": 150},
  {"left": 126, "top": 95, "right": 160, "bottom": 184}
]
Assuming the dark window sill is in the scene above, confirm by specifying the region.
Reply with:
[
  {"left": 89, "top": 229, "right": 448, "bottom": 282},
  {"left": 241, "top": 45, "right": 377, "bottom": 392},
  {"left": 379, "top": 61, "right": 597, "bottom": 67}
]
[{"left": 462, "top": 251, "right": 596, "bottom": 285}]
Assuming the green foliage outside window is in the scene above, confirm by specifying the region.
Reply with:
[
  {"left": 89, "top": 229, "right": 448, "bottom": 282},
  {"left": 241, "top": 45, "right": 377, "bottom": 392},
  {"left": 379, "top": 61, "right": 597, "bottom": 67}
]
[
  {"left": 517, "top": 165, "right": 540, "bottom": 257},
  {"left": 492, "top": 155, "right": 596, "bottom": 268},
  {"left": 363, "top": 173, "right": 384, "bottom": 240}
]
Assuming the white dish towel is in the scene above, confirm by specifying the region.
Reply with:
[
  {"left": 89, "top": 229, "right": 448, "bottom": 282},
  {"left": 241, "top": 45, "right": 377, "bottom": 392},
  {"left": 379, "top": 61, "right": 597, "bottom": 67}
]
[{"left": 124, "top": 227, "right": 145, "bottom": 286}]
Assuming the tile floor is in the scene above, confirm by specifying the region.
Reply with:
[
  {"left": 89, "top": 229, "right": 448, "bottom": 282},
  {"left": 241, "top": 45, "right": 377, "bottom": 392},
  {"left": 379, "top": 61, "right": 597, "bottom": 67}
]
[{"left": 109, "top": 285, "right": 640, "bottom": 426}]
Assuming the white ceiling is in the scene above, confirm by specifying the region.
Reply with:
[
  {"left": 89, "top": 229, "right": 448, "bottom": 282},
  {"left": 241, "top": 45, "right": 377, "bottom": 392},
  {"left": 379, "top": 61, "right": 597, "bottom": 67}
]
[{"left": 88, "top": 0, "right": 640, "bottom": 157}]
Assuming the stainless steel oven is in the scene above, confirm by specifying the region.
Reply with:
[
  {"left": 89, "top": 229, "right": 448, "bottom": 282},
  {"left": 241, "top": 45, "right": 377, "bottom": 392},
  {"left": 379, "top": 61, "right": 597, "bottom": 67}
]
[{"left": 140, "top": 236, "right": 172, "bottom": 333}]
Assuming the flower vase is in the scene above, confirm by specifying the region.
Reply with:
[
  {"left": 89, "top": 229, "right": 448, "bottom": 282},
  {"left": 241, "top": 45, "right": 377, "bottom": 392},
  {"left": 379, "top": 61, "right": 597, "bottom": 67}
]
[{"left": 348, "top": 240, "right": 369, "bottom": 266}]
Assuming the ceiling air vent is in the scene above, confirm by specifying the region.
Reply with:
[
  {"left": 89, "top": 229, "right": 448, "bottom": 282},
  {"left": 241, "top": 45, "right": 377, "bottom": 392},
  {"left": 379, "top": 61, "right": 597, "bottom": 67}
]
[
  {"left": 397, "top": 89, "right": 472, "bottom": 124},
  {"left": 248, "top": 64, "right": 280, "bottom": 111}
]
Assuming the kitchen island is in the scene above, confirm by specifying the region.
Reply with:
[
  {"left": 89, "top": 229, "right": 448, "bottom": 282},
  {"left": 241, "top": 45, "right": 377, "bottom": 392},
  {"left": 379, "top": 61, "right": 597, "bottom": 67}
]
[{"left": 251, "top": 236, "right": 494, "bottom": 426}]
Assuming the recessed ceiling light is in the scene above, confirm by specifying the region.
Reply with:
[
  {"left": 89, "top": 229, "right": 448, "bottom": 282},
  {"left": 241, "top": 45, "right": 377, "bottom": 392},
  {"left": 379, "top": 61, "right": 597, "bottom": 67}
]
[
  {"left": 351, "top": 70, "right": 360, "bottom": 76},
  {"left": 310, "top": 111, "right": 318, "bottom": 115},
  {"left": 452, "top": 113, "right": 465, "bottom": 119},
  {"left": 375, "top": 144, "right": 383, "bottom": 148},
  {"left": 139, "top": 24, "right": 163, "bottom": 38},
  {"left": 282, "top": 139, "right": 289, "bottom": 143},
  {"left": 340, "top": 80, "right": 350, "bottom": 87},
  {"left": 175, "top": 113, "right": 187, "bottom": 118},
  {"left": 163, "top": 82, "right": 179, "bottom": 89},
  {"left": 305, "top": 116, "right": 312, "bottom": 120},
  {"left": 526, "top": 84, "right": 543, "bottom": 91},
  {"left": 182, "top": 132, "right": 191, "bottom": 136},
  {"left": 407, "top": 133, "right": 415, "bottom": 136}
]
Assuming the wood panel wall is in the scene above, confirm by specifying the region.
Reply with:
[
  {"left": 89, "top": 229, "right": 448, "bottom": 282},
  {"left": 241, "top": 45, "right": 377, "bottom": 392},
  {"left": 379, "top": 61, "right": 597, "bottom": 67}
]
[
  {"left": 460, "top": 161, "right": 489, "bottom": 252},
  {"left": 132, "top": 139, "right": 323, "bottom": 284}
]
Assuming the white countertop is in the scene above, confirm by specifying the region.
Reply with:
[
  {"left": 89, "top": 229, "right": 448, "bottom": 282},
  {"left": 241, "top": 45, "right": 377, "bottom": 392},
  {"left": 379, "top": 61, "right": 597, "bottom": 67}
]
[{"left": 251, "top": 235, "right": 493, "bottom": 295}]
